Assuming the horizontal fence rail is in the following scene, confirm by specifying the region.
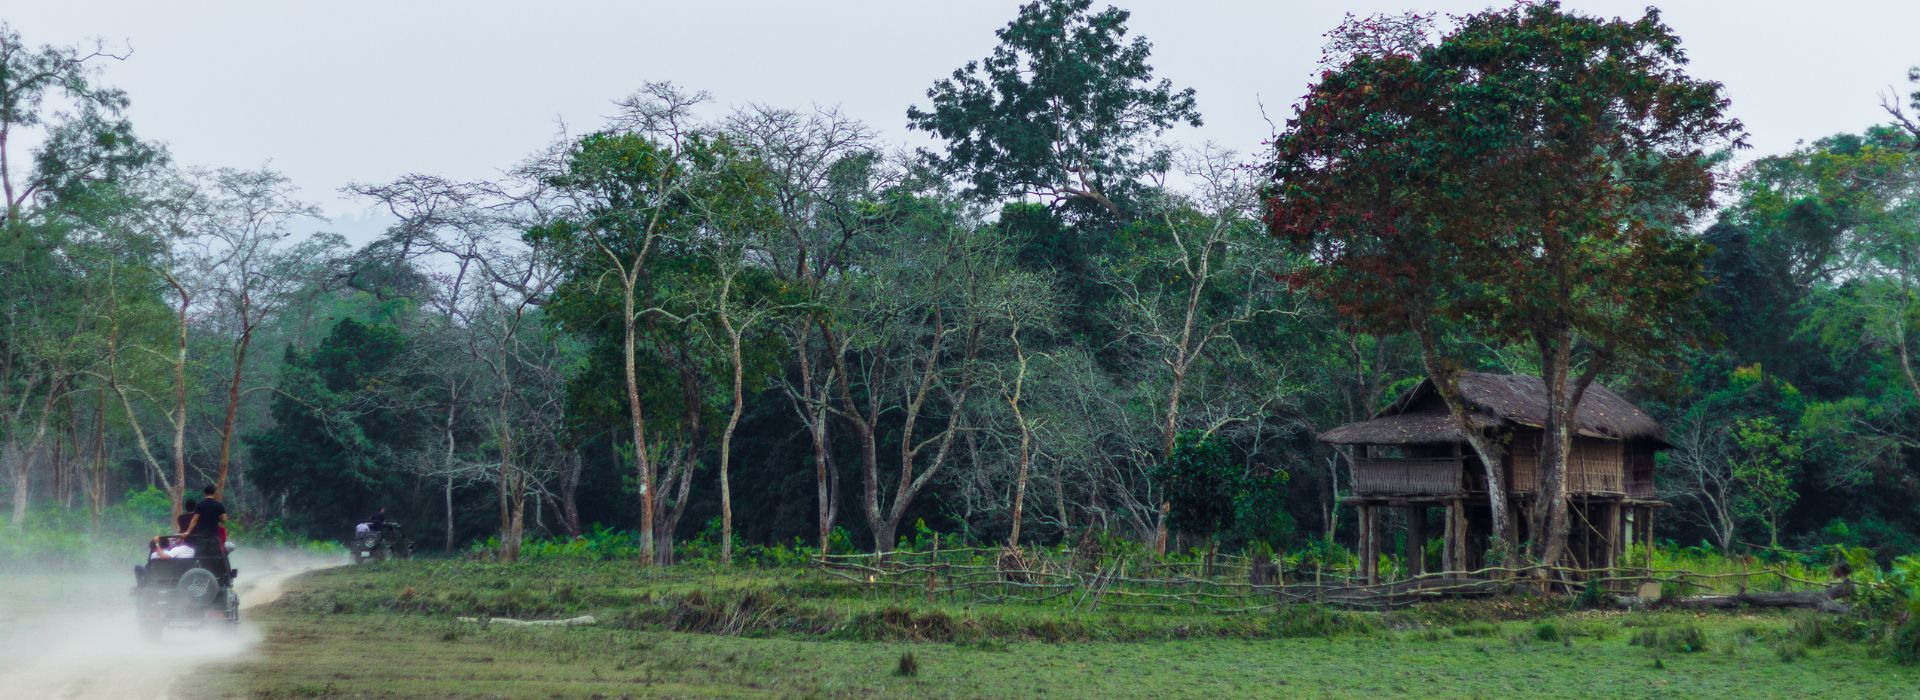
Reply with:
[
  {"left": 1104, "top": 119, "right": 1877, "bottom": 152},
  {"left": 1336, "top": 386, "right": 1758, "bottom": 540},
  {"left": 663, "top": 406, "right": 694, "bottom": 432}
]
[{"left": 812, "top": 546, "right": 1851, "bottom": 613}]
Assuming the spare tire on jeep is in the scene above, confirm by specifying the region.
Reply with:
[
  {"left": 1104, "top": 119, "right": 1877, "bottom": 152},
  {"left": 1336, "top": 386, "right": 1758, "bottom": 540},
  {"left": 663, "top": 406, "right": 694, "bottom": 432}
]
[{"left": 179, "top": 567, "right": 221, "bottom": 607}]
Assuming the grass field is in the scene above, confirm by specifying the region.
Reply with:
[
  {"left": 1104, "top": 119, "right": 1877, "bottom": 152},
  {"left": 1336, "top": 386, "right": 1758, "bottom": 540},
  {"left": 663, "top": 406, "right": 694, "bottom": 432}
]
[{"left": 207, "top": 561, "right": 1920, "bottom": 698}]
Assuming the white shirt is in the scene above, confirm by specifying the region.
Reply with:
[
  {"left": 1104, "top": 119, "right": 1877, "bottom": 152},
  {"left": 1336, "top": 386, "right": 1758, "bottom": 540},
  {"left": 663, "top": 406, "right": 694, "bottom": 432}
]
[{"left": 151, "top": 544, "right": 195, "bottom": 560}]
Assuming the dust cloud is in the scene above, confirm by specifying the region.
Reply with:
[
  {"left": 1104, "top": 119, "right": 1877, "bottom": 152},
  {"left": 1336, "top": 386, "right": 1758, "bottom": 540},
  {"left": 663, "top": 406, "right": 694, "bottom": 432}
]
[{"left": 0, "top": 548, "right": 343, "bottom": 700}]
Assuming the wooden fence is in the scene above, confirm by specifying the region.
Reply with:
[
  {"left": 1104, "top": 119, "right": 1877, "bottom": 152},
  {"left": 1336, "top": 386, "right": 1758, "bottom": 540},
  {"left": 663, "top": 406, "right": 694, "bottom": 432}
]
[{"left": 812, "top": 546, "right": 1845, "bottom": 613}]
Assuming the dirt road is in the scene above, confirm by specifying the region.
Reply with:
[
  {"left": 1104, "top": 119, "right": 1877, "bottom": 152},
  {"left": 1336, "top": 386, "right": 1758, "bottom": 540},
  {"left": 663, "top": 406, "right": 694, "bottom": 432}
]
[{"left": 0, "top": 552, "right": 341, "bottom": 700}]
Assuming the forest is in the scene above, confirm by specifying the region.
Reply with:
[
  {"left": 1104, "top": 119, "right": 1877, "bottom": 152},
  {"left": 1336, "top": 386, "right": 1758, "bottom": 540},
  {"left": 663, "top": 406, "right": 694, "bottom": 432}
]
[{"left": 3, "top": 0, "right": 1918, "bottom": 576}]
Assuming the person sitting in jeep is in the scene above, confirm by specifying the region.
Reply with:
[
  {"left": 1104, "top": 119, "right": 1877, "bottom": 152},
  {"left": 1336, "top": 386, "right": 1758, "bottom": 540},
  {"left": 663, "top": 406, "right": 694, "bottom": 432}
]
[{"left": 149, "top": 536, "right": 194, "bottom": 560}]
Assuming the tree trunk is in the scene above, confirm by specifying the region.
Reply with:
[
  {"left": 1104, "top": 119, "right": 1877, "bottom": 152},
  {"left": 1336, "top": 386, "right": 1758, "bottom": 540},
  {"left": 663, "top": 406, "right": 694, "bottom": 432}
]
[
  {"left": 654, "top": 447, "right": 697, "bottom": 565},
  {"left": 503, "top": 475, "right": 527, "bottom": 562},
  {"left": 1411, "top": 321, "right": 1515, "bottom": 566},
  {"left": 444, "top": 472, "right": 455, "bottom": 553},
  {"left": 559, "top": 448, "right": 583, "bottom": 537},
  {"left": 214, "top": 321, "right": 255, "bottom": 494},
  {"left": 1154, "top": 364, "right": 1185, "bottom": 556},
  {"left": 1006, "top": 334, "right": 1033, "bottom": 547},
  {"left": 9, "top": 377, "right": 63, "bottom": 527},
  {"left": 1053, "top": 470, "right": 1070, "bottom": 534},
  {"left": 1008, "top": 427, "right": 1033, "bottom": 547},
  {"left": 170, "top": 287, "right": 190, "bottom": 509},
  {"left": 621, "top": 282, "right": 656, "bottom": 564},
  {"left": 654, "top": 349, "right": 705, "bottom": 565},
  {"left": 872, "top": 516, "right": 899, "bottom": 556},
  {"left": 4, "top": 443, "right": 24, "bottom": 528},
  {"left": 495, "top": 355, "right": 524, "bottom": 562},
  {"left": 1665, "top": 584, "right": 1851, "bottom": 613},
  {"left": 1530, "top": 328, "right": 1604, "bottom": 574},
  {"left": 90, "top": 390, "right": 106, "bottom": 531},
  {"left": 796, "top": 325, "right": 836, "bottom": 554},
  {"left": 718, "top": 321, "right": 746, "bottom": 567}
]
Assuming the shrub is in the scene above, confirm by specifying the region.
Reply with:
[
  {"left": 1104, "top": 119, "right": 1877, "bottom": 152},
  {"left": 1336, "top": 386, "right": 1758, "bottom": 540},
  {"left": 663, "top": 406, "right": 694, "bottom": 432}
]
[
  {"left": 1631, "top": 625, "right": 1708, "bottom": 654},
  {"left": 1288, "top": 537, "right": 1355, "bottom": 573},
  {"left": 1576, "top": 580, "right": 1606, "bottom": 608},
  {"left": 1775, "top": 642, "right": 1806, "bottom": 662},
  {"left": 1449, "top": 622, "right": 1499, "bottom": 638},
  {"left": 1789, "top": 616, "right": 1831, "bottom": 648},
  {"left": 1268, "top": 604, "right": 1376, "bottom": 639},
  {"left": 1894, "top": 616, "right": 1920, "bottom": 666}
]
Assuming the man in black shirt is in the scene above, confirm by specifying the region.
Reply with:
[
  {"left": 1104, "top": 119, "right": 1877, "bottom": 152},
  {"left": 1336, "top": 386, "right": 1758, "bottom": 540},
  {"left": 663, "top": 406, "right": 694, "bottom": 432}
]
[{"left": 179, "top": 484, "right": 227, "bottom": 558}]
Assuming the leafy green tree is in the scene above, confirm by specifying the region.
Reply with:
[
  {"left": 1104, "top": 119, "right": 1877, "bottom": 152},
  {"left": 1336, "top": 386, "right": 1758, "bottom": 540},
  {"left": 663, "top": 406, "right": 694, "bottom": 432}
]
[
  {"left": 247, "top": 318, "right": 428, "bottom": 535},
  {"left": 529, "top": 84, "right": 766, "bottom": 563},
  {"left": 0, "top": 23, "right": 159, "bottom": 229},
  {"left": 1228, "top": 470, "right": 1294, "bottom": 551},
  {"left": 1153, "top": 430, "right": 1237, "bottom": 544},
  {"left": 907, "top": 0, "right": 1199, "bottom": 215},
  {"left": 1, "top": 25, "right": 161, "bottom": 524},
  {"left": 1697, "top": 122, "right": 1918, "bottom": 548},
  {"left": 1267, "top": 11, "right": 1521, "bottom": 555},
  {"left": 1730, "top": 416, "right": 1803, "bottom": 549},
  {"left": 1663, "top": 364, "right": 1807, "bottom": 553}
]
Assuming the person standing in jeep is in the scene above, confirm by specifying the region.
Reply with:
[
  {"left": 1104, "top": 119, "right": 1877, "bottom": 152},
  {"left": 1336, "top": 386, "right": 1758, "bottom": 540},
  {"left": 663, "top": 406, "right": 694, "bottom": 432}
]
[{"left": 178, "top": 484, "right": 227, "bottom": 556}]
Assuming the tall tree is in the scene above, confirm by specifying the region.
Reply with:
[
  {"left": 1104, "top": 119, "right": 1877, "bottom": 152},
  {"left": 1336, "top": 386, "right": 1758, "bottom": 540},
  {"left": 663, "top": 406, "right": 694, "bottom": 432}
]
[
  {"left": 828, "top": 196, "right": 1004, "bottom": 553},
  {"left": 1730, "top": 416, "right": 1804, "bottom": 549},
  {"left": 1431, "top": 3, "right": 1740, "bottom": 569},
  {"left": 0, "top": 24, "right": 156, "bottom": 230},
  {"left": 686, "top": 147, "right": 783, "bottom": 566},
  {"left": 724, "top": 105, "right": 880, "bottom": 554},
  {"left": 198, "top": 168, "right": 323, "bottom": 494},
  {"left": 0, "top": 25, "right": 158, "bottom": 525},
  {"left": 1105, "top": 147, "right": 1302, "bottom": 552},
  {"left": 1269, "top": 5, "right": 1740, "bottom": 567},
  {"left": 908, "top": 0, "right": 1199, "bottom": 216},
  {"left": 530, "top": 84, "right": 707, "bottom": 564}
]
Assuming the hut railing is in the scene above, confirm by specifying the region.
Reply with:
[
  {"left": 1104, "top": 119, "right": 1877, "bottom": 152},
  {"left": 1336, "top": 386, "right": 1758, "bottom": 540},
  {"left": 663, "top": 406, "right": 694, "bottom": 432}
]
[
  {"left": 1568, "top": 463, "right": 1626, "bottom": 494},
  {"left": 1352, "top": 457, "right": 1465, "bottom": 496},
  {"left": 1512, "top": 449, "right": 1630, "bottom": 495}
]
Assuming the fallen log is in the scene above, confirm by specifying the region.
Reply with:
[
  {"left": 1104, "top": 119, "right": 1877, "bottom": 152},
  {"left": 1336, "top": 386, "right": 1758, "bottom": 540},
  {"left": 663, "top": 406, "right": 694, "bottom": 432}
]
[
  {"left": 1662, "top": 584, "right": 1851, "bottom": 614},
  {"left": 456, "top": 615, "right": 599, "bottom": 627}
]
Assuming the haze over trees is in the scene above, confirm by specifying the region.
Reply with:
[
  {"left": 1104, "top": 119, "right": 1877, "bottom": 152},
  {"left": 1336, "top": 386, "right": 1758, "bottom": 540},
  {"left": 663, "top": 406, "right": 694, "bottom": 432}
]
[{"left": 2, "top": 0, "right": 1917, "bottom": 568}]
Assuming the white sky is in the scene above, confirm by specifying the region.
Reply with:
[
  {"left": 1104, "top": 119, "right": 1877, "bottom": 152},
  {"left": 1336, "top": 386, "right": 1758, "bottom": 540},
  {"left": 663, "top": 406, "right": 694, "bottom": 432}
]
[{"left": 9, "top": 1, "right": 1919, "bottom": 238}]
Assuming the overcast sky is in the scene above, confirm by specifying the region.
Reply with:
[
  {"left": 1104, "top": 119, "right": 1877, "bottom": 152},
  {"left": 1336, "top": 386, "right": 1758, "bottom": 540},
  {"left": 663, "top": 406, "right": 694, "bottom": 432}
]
[{"left": 9, "top": 1, "right": 1918, "bottom": 237}]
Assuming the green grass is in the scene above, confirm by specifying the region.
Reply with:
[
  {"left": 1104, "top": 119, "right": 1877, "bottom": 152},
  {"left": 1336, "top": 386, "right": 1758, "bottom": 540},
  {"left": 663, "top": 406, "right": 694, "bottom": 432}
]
[{"left": 207, "top": 560, "right": 1920, "bottom": 699}]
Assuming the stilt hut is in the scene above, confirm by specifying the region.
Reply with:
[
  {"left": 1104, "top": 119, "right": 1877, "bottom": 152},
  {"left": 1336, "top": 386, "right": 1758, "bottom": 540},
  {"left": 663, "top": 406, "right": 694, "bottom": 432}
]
[{"left": 1320, "top": 373, "right": 1667, "bottom": 583}]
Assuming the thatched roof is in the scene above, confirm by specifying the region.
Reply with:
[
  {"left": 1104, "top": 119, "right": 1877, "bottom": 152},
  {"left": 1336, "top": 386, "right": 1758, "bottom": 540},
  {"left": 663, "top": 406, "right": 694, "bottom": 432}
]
[{"left": 1318, "top": 372, "right": 1666, "bottom": 446}]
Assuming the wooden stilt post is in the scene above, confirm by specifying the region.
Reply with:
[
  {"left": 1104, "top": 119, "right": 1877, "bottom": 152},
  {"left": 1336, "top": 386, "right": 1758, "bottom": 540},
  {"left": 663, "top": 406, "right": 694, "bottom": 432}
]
[
  {"left": 1406, "top": 505, "right": 1426, "bottom": 578},
  {"left": 1643, "top": 506, "right": 1657, "bottom": 565},
  {"left": 1453, "top": 499, "right": 1469, "bottom": 574},
  {"left": 1442, "top": 502, "right": 1457, "bottom": 576},
  {"left": 1356, "top": 503, "right": 1370, "bottom": 584},
  {"left": 1364, "top": 505, "right": 1381, "bottom": 586},
  {"left": 1604, "top": 502, "right": 1621, "bottom": 574}
]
